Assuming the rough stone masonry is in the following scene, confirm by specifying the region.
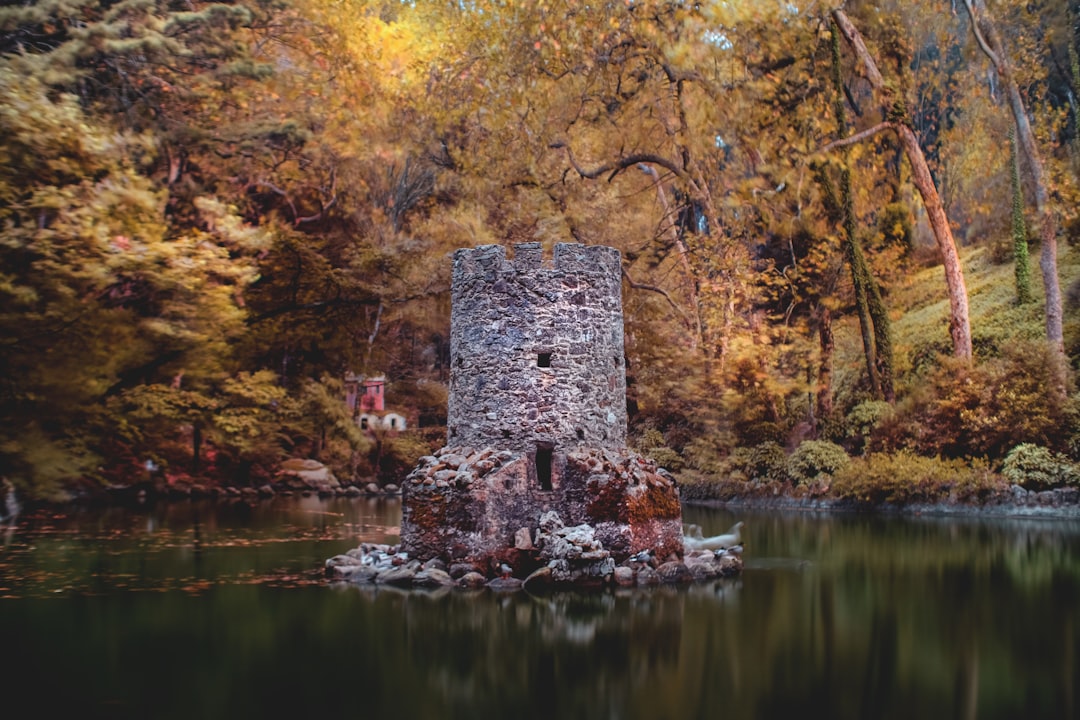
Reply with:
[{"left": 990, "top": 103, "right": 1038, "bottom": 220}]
[{"left": 397, "top": 242, "right": 690, "bottom": 582}]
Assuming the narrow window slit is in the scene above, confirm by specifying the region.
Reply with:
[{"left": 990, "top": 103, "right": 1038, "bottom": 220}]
[{"left": 536, "top": 445, "right": 553, "bottom": 491}]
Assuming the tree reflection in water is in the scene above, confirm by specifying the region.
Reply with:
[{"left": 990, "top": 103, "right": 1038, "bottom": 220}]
[{"left": 0, "top": 499, "right": 1077, "bottom": 719}]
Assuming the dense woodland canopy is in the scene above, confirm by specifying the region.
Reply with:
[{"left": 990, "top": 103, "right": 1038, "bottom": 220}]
[{"left": 2, "top": 0, "right": 1080, "bottom": 499}]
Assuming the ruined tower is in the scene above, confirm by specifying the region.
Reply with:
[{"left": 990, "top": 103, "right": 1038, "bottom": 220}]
[
  {"left": 401, "top": 243, "right": 683, "bottom": 573},
  {"left": 447, "top": 242, "right": 627, "bottom": 464}
]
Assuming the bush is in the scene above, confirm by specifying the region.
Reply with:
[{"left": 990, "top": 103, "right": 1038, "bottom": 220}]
[
  {"left": 786, "top": 440, "right": 849, "bottom": 485},
  {"left": 871, "top": 349, "right": 1064, "bottom": 458},
  {"left": 831, "top": 451, "right": 1002, "bottom": 504},
  {"left": 633, "top": 428, "right": 686, "bottom": 472},
  {"left": 681, "top": 436, "right": 725, "bottom": 474},
  {"left": 647, "top": 446, "right": 686, "bottom": 473},
  {"left": 727, "top": 441, "right": 787, "bottom": 482},
  {"left": 378, "top": 431, "right": 441, "bottom": 483},
  {"left": 845, "top": 400, "right": 893, "bottom": 453},
  {"left": 1002, "top": 443, "right": 1079, "bottom": 490}
]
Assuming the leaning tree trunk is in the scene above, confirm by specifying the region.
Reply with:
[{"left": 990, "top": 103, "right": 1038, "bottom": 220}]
[
  {"left": 963, "top": 0, "right": 1067, "bottom": 401},
  {"left": 833, "top": 9, "right": 973, "bottom": 361}
]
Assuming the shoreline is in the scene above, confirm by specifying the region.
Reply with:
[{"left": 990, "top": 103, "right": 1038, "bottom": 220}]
[
  {"left": 685, "top": 493, "right": 1080, "bottom": 521},
  {"left": 9, "top": 481, "right": 1080, "bottom": 523}
]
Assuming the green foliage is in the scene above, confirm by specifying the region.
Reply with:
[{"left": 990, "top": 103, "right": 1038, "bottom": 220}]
[
  {"left": 1002, "top": 443, "right": 1079, "bottom": 490},
  {"left": 1009, "top": 129, "right": 1033, "bottom": 304},
  {"left": 728, "top": 441, "right": 788, "bottom": 482},
  {"left": 845, "top": 400, "right": 894, "bottom": 453},
  {"left": 378, "top": 431, "right": 439, "bottom": 483},
  {"left": 646, "top": 446, "right": 686, "bottom": 473},
  {"left": 878, "top": 202, "right": 914, "bottom": 254},
  {"left": 786, "top": 440, "right": 849, "bottom": 485},
  {"left": 831, "top": 452, "right": 1002, "bottom": 504},
  {"left": 681, "top": 436, "right": 725, "bottom": 474},
  {"left": 634, "top": 428, "right": 685, "bottom": 472}
]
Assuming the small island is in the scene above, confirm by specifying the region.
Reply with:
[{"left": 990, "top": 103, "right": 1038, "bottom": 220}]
[{"left": 327, "top": 243, "right": 740, "bottom": 590}]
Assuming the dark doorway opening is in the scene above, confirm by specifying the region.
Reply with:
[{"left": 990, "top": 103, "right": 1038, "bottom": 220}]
[
  {"left": 537, "top": 352, "right": 552, "bottom": 368},
  {"left": 536, "top": 444, "right": 553, "bottom": 491}
]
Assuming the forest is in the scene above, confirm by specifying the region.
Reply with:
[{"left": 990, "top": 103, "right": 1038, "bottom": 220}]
[{"left": 2, "top": 0, "right": 1079, "bottom": 502}]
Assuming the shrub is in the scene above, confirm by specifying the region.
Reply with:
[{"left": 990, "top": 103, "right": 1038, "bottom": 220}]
[
  {"left": 647, "top": 446, "right": 686, "bottom": 473},
  {"left": 786, "top": 440, "right": 849, "bottom": 485},
  {"left": 845, "top": 400, "right": 893, "bottom": 453},
  {"left": 872, "top": 349, "right": 1064, "bottom": 458},
  {"left": 681, "top": 436, "right": 725, "bottom": 474},
  {"left": 634, "top": 428, "right": 686, "bottom": 472},
  {"left": 831, "top": 451, "right": 1002, "bottom": 504},
  {"left": 1001, "top": 443, "right": 1079, "bottom": 490},
  {"left": 378, "top": 431, "right": 441, "bottom": 483},
  {"left": 727, "top": 441, "right": 787, "bottom": 482}
]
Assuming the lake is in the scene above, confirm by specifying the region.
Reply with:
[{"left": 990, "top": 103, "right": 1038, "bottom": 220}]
[{"left": 1, "top": 497, "right": 1078, "bottom": 719}]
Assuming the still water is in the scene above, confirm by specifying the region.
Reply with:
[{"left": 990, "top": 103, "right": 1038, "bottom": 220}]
[{"left": 1, "top": 498, "right": 1078, "bottom": 720}]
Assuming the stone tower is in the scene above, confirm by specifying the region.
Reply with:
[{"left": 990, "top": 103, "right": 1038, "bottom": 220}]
[
  {"left": 447, "top": 242, "right": 627, "bottom": 458},
  {"left": 401, "top": 242, "right": 683, "bottom": 574}
]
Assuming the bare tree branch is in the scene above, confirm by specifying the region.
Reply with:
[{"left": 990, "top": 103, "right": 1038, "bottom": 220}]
[
  {"left": 549, "top": 140, "right": 698, "bottom": 190},
  {"left": 815, "top": 121, "right": 895, "bottom": 154},
  {"left": 621, "top": 267, "right": 693, "bottom": 329}
]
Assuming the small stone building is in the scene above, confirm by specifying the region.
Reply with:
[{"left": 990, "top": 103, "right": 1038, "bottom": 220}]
[{"left": 401, "top": 243, "right": 683, "bottom": 573}]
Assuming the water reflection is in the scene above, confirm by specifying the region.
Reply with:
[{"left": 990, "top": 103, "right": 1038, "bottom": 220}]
[{"left": 0, "top": 500, "right": 1077, "bottom": 719}]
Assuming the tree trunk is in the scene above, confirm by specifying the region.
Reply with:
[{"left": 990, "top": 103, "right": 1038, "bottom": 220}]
[
  {"left": 842, "top": 168, "right": 883, "bottom": 398},
  {"left": 816, "top": 304, "right": 835, "bottom": 426},
  {"left": 833, "top": 9, "right": 973, "bottom": 361},
  {"left": 1009, "top": 129, "right": 1033, "bottom": 304},
  {"left": 963, "top": 0, "right": 1066, "bottom": 399},
  {"left": 192, "top": 423, "right": 202, "bottom": 474}
]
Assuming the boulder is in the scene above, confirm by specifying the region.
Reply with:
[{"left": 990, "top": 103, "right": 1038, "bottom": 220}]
[
  {"left": 636, "top": 566, "right": 661, "bottom": 586},
  {"left": 277, "top": 459, "right": 340, "bottom": 489},
  {"left": 347, "top": 566, "right": 379, "bottom": 585},
  {"left": 458, "top": 572, "right": 488, "bottom": 589},
  {"left": 325, "top": 554, "right": 362, "bottom": 569},
  {"left": 613, "top": 566, "right": 635, "bottom": 587},
  {"left": 487, "top": 576, "right": 523, "bottom": 592},
  {"left": 413, "top": 568, "right": 456, "bottom": 588},
  {"left": 449, "top": 562, "right": 478, "bottom": 579},
  {"left": 422, "top": 558, "right": 448, "bottom": 572},
  {"left": 514, "top": 527, "right": 534, "bottom": 551},
  {"left": 657, "top": 561, "right": 693, "bottom": 584},
  {"left": 377, "top": 566, "right": 417, "bottom": 587}
]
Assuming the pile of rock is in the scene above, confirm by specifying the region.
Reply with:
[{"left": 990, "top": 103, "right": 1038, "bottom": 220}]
[
  {"left": 404, "top": 447, "right": 516, "bottom": 491},
  {"left": 533, "top": 510, "right": 616, "bottom": 584},
  {"left": 326, "top": 511, "right": 741, "bottom": 591}
]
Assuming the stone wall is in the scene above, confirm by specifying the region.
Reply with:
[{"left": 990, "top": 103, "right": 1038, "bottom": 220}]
[
  {"left": 447, "top": 243, "right": 627, "bottom": 458},
  {"left": 400, "top": 446, "right": 684, "bottom": 569}
]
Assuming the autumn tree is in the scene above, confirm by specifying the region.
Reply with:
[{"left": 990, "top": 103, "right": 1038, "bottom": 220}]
[
  {"left": 831, "top": 8, "right": 973, "bottom": 361},
  {"left": 961, "top": 0, "right": 1068, "bottom": 398}
]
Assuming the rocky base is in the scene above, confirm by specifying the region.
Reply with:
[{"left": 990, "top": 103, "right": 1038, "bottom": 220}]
[
  {"left": 401, "top": 445, "right": 684, "bottom": 571},
  {"left": 326, "top": 532, "right": 741, "bottom": 593}
]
